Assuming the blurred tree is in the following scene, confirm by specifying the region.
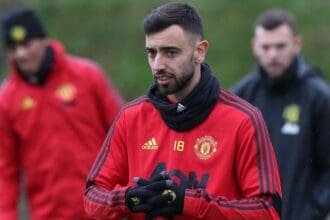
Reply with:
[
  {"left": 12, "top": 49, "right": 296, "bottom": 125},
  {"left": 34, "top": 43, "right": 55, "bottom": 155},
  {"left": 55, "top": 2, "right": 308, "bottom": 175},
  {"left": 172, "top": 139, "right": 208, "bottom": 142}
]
[
  {"left": 0, "top": 2, "right": 329, "bottom": 220},
  {"left": 1, "top": 0, "right": 329, "bottom": 100}
]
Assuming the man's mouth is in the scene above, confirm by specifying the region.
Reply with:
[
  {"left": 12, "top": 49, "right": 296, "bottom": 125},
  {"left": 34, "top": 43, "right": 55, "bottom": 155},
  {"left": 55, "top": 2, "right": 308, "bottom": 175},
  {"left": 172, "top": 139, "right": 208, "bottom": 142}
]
[{"left": 155, "top": 74, "right": 173, "bottom": 85}]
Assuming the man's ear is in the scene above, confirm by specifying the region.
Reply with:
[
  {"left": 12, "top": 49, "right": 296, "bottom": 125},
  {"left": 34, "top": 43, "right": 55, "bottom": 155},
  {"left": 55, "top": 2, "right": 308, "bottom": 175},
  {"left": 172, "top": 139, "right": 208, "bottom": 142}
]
[
  {"left": 251, "top": 37, "right": 257, "bottom": 57},
  {"left": 294, "top": 35, "right": 302, "bottom": 54},
  {"left": 194, "top": 40, "right": 209, "bottom": 64}
]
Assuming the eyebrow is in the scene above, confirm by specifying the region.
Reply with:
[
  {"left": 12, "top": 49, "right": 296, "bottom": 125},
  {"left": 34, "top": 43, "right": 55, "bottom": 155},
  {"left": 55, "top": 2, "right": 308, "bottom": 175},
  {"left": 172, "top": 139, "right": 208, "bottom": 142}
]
[{"left": 145, "top": 46, "right": 180, "bottom": 51}]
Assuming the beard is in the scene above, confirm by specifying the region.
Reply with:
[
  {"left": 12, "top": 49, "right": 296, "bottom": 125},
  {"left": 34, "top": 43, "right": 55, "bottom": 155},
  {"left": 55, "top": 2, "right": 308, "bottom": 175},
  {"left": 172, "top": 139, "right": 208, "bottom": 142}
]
[
  {"left": 155, "top": 58, "right": 195, "bottom": 96},
  {"left": 154, "top": 54, "right": 195, "bottom": 96}
]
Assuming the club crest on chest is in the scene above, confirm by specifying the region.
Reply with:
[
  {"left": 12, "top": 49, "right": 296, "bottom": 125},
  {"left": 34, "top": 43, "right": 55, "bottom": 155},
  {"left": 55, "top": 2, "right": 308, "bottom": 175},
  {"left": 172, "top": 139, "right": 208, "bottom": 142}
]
[{"left": 194, "top": 136, "right": 217, "bottom": 160}]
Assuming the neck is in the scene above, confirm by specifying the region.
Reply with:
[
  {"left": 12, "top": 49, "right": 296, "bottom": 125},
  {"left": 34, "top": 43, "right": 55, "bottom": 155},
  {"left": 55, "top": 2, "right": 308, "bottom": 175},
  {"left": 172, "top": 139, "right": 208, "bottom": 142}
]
[
  {"left": 167, "top": 64, "right": 201, "bottom": 103},
  {"left": 260, "top": 56, "right": 298, "bottom": 93}
]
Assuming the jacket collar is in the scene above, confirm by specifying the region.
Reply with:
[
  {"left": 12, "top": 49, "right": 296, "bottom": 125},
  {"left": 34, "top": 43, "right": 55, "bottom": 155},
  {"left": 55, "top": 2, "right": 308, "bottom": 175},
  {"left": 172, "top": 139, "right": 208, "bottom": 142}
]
[{"left": 147, "top": 63, "right": 220, "bottom": 131}]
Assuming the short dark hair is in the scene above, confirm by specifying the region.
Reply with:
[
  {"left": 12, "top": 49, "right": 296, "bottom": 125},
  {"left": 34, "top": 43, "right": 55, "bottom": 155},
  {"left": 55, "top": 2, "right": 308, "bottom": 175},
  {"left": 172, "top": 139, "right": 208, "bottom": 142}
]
[
  {"left": 254, "top": 9, "right": 298, "bottom": 35},
  {"left": 143, "top": 2, "right": 204, "bottom": 38}
]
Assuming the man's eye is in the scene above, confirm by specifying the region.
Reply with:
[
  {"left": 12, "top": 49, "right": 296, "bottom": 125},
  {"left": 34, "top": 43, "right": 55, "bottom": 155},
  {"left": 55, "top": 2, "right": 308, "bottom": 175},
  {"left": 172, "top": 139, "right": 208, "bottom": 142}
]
[
  {"left": 262, "top": 45, "right": 270, "bottom": 51},
  {"left": 276, "top": 43, "right": 286, "bottom": 50},
  {"left": 147, "top": 50, "right": 156, "bottom": 58},
  {"left": 167, "top": 50, "right": 177, "bottom": 57},
  {"left": 9, "top": 45, "right": 16, "bottom": 51}
]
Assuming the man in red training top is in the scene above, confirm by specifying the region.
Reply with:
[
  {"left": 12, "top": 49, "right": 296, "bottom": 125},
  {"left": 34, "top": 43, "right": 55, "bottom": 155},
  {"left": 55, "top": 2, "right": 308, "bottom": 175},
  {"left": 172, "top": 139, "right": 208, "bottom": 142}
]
[
  {"left": 84, "top": 2, "right": 282, "bottom": 220},
  {"left": 0, "top": 7, "right": 124, "bottom": 220}
]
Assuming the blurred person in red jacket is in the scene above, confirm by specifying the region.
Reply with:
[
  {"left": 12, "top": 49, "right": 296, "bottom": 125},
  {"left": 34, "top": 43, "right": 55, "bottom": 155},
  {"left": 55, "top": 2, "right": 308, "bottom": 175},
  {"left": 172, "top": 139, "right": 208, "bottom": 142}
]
[
  {"left": 84, "top": 2, "right": 281, "bottom": 220},
  {"left": 0, "top": 7, "right": 124, "bottom": 220}
]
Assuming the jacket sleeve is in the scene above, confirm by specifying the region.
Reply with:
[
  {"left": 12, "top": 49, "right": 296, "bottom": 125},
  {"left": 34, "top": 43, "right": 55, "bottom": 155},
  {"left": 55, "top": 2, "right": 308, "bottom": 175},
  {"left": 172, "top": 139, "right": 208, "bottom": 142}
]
[
  {"left": 0, "top": 104, "right": 20, "bottom": 220},
  {"left": 308, "top": 86, "right": 330, "bottom": 219},
  {"left": 84, "top": 112, "right": 132, "bottom": 219},
  {"left": 183, "top": 109, "right": 282, "bottom": 219},
  {"left": 89, "top": 64, "right": 125, "bottom": 130}
]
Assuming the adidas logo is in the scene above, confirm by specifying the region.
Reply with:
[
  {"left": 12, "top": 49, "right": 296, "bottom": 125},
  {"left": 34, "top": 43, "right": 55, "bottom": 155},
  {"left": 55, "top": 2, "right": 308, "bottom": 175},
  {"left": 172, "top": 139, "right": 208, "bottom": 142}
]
[
  {"left": 141, "top": 137, "right": 158, "bottom": 150},
  {"left": 177, "top": 103, "right": 187, "bottom": 112}
]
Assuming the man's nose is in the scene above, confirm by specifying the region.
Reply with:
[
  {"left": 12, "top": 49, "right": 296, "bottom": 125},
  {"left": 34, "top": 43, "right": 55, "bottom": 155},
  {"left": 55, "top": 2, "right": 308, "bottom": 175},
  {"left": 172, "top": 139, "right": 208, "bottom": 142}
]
[
  {"left": 268, "top": 47, "right": 279, "bottom": 58},
  {"left": 152, "top": 54, "right": 166, "bottom": 71},
  {"left": 13, "top": 46, "right": 28, "bottom": 58}
]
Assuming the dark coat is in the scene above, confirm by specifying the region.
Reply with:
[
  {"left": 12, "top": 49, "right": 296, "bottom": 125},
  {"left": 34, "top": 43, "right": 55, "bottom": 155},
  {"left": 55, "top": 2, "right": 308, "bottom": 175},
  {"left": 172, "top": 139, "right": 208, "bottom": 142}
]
[{"left": 233, "top": 56, "right": 330, "bottom": 220}]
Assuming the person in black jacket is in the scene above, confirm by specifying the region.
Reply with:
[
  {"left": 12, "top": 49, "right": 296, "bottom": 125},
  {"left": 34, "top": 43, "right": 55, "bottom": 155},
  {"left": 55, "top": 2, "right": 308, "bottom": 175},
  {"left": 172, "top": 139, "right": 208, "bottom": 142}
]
[{"left": 233, "top": 8, "right": 330, "bottom": 220}]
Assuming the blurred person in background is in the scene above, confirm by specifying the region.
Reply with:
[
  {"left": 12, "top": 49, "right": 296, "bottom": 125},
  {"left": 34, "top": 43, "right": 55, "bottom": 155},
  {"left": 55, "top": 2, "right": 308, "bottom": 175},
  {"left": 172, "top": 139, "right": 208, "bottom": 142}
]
[
  {"left": 0, "top": 7, "right": 124, "bottom": 220},
  {"left": 84, "top": 2, "right": 281, "bottom": 219},
  {"left": 233, "top": 8, "right": 330, "bottom": 220}
]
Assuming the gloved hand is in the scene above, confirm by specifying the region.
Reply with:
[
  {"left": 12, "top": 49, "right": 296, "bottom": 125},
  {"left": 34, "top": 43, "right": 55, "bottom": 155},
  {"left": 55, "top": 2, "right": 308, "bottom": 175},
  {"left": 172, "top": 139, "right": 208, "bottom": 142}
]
[
  {"left": 125, "top": 172, "right": 170, "bottom": 213},
  {"left": 146, "top": 180, "right": 185, "bottom": 219}
]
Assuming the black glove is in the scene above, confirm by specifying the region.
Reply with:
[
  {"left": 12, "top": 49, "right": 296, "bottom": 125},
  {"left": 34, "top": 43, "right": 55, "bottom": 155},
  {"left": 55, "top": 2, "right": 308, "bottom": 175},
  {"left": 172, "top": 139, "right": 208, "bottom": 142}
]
[
  {"left": 125, "top": 172, "right": 170, "bottom": 213},
  {"left": 141, "top": 176, "right": 185, "bottom": 219},
  {"left": 146, "top": 180, "right": 185, "bottom": 219}
]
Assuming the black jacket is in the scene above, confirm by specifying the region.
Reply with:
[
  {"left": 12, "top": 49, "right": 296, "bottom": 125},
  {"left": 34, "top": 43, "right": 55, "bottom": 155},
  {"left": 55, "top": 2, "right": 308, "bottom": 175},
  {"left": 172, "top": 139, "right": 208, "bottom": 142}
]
[{"left": 233, "top": 56, "right": 330, "bottom": 220}]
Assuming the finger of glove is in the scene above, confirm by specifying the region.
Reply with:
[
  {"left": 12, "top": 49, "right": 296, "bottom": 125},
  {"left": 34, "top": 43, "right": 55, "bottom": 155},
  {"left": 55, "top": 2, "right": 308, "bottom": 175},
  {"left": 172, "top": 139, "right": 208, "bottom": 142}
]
[
  {"left": 147, "top": 193, "right": 173, "bottom": 208},
  {"left": 136, "top": 174, "right": 169, "bottom": 187},
  {"left": 144, "top": 180, "right": 170, "bottom": 191},
  {"left": 126, "top": 188, "right": 154, "bottom": 199},
  {"left": 130, "top": 203, "right": 152, "bottom": 213},
  {"left": 148, "top": 206, "right": 175, "bottom": 219},
  {"left": 149, "top": 171, "right": 171, "bottom": 182},
  {"left": 135, "top": 177, "right": 151, "bottom": 186}
]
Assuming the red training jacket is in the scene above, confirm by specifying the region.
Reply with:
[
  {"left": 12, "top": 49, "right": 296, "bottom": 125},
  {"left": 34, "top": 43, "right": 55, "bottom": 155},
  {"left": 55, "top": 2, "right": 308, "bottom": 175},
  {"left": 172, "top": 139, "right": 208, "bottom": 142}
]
[
  {"left": 84, "top": 89, "right": 282, "bottom": 219},
  {"left": 0, "top": 40, "right": 124, "bottom": 220}
]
